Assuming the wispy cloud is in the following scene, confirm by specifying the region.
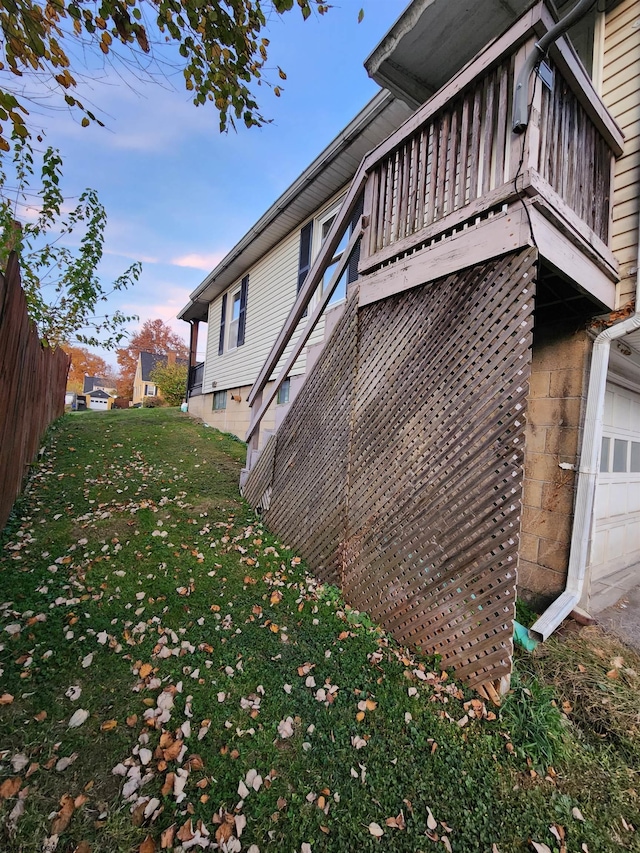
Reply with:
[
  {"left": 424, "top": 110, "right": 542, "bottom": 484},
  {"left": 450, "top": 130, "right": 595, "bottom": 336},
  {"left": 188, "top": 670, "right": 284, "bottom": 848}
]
[{"left": 171, "top": 252, "right": 225, "bottom": 271}]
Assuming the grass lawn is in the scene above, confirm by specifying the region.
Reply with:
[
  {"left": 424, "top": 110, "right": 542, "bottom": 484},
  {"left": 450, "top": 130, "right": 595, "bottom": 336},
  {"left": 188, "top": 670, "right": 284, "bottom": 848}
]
[{"left": 0, "top": 408, "right": 638, "bottom": 853}]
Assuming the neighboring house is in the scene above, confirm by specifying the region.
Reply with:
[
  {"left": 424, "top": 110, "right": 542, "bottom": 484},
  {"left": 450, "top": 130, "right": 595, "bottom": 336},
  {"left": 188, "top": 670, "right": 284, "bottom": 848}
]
[
  {"left": 85, "top": 388, "right": 116, "bottom": 411},
  {"left": 80, "top": 375, "right": 117, "bottom": 410},
  {"left": 132, "top": 351, "right": 188, "bottom": 405},
  {"left": 180, "top": 0, "right": 639, "bottom": 697}
]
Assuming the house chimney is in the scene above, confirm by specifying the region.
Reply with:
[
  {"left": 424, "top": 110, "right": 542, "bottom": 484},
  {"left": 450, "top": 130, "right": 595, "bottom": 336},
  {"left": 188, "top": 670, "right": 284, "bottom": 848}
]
[{"left": 167, "top": 350, "right": 176, "bottom": 366}]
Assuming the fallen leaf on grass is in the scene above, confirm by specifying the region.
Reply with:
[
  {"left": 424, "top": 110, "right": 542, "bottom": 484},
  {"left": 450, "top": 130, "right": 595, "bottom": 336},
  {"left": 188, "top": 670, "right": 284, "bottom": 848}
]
[
  {"left": 0, "top": 693, "right": 14, "bottom": 705},
  {"left": 386, "top": 812, "right": 406, "bottom": 830},
  {"left": 572, "top": 807, "right": 585, "bottom": 822},
  {"left": 368, "top": 822, "right": 384, "bottom": 837},
  {"left": 530, "top": 843, "right": 552, "bottom": 853},
  {"left": 0, "top": 777, "right": 22, "bottom": 799},
  {"left": 139, "top": 664, "right": 153, "bottom": 679},
  {"left": 73, "top": 843, "right": 91, "bottom": 853},
  {"left": 7, "top": 786, "right": 28, "bottom": 836},
  {"left": 139, "top": 836, "right": 156, "bottom": 853},
  {"left": 426, "top": 807, "right": 437, "bottom": 831},
  {"left": 56, "top": 753, "right": 78, "bottom": 772},
  {"left": 160, "top": 825, "right": 175, "bottom": 849},
  {"left": 51, "top": 794, "right": 75, "bottom": 835},
  {"left": 34, "top": 710, "right": 47, "bottom": 722},
  {"left": 100, "top": 719, "right": 117, "bottom": 731},
  {"left": 68, "top": 709, "right": 89, "bottom": 728}
]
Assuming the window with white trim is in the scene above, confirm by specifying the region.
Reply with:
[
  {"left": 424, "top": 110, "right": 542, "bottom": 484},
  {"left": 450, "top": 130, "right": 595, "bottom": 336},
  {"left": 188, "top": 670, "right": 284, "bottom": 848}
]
[
  {"left": 228, "top": 288, "right": 242, "bottom": 350},
  {"left": 315, "top": 202, "right": 349, "bottom": 306}
]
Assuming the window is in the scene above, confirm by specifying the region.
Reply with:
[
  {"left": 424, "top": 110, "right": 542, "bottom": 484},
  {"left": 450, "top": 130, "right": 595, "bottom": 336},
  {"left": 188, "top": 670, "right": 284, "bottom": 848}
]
[
  {"left": 600, "top": 436, "right": 640, "bottom": 474},
  {"left": 298, "top": 194, "right": 364, "bottom": 311},
  {"left": 277, "top": 378, "right": 290, "bottom": 405},
  {"left": 144, "top": 384, "right": 156, "bottom": 396},
  {"left": 316, "top": 204, "right": 350, "bottom": 306},
  {"left": 213, "top": 390, "right": 227, "bottom": 410},
  {"left": 228, "top": 289, "right": 242, "bottom": 350},
  {"left": 218, "top": 275, "right": 249, "bottom": 355}
]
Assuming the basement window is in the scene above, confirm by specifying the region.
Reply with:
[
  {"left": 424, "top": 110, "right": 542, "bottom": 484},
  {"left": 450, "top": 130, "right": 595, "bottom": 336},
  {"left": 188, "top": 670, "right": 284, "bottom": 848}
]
[
  {"left": 213, "top": 390, "right": 227, "bottom": 411},
  {"left": 277, "top": 378, "right": 291, "bottom": 405}
]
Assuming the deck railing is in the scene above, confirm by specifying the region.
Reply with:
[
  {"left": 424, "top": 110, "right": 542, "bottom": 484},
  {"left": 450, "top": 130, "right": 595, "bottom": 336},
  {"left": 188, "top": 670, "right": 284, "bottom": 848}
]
[{"left": 368, "top": 55, "right": 514, "bottom": 257}]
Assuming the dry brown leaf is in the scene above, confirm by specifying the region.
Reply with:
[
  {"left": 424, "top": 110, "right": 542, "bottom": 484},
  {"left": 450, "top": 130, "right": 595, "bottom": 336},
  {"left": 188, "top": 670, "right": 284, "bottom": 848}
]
[
  {"left": 139, "top": 664, "right": 153, "bottom": 679},
  {"left": 73, "top": 843, "right": 91, "bottom": 853},
  {"left": 51, "top": 794, "right": 75, "bottom": 835},
  {"left": 317, "top": 796, "right": 326, "bottom": 810},
  {"left": 160, "top": 825, "right": 175, "bottom": 849},
  {"left": 163, "top": 741, "right": 182, "bottom": 762},
  {"left": 0, "top": 693, "right": 14, "bottom": 705},
  {"left": 176, "top": 819, "right": 194, "bottom": 842},
  {"left": 215, "top": 813, "right": 235, "bottom": 844},
  {"left": 34, "top": 710, "right": 47, "bottom": 722},
  {"left": 365, "top": 699, "right": 377, "bottom": 711},
  {"left": 356, "top": 711, "right": 365, "bottom": 722},
  {"left": 132, "top": 801, "right": 148, "bottom": 827},
  {"left": 74, "top": 794, "right": 88, "bottom": 809},
  {"left": 139, "top": 835, "right": 156, "bottom": 853},
  {"left": 126, "top": 714, "right": 138, "bottom": 728},
  {"left": 101, "top": 719, "right": 118, "bottom": 732},
  {"left": 161, "top": 773, "right": 175, "bottom": 797},
  {"left": 0, "top": 778, "right": 22, "bottom": 799}
]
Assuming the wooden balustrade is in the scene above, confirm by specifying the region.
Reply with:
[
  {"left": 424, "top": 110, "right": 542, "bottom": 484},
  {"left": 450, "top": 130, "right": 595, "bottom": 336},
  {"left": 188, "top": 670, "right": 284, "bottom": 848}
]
[{"left": 363, "top": 34, "right": 618, "bottom": 268}]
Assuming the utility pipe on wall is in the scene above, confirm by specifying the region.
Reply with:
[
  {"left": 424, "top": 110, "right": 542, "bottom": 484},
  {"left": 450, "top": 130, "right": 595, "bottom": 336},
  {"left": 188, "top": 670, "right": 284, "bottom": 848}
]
[{"left": 512, "top": 0, "right": 598, "bottom": 133}]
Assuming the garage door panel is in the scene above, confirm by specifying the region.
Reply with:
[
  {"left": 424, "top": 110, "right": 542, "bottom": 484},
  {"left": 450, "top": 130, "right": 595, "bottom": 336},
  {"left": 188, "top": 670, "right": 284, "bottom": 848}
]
[{"left": 590, "top": 382, "right": 640, "bottom": 609}]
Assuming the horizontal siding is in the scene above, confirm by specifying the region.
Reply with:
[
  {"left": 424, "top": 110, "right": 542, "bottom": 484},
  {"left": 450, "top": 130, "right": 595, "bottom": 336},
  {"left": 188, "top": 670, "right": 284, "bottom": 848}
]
[
  {"left": 603, "top": 0, "right": 639, "bottom": 307},
  {"left": 202, "top": 191, "right": 352, "bottom": 392}
]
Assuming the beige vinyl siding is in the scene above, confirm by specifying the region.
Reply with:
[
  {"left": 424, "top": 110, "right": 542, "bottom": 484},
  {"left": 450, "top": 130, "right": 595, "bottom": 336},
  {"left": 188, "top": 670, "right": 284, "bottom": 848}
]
[
  {"left": 602, "top": 0, "right": 640, "bottom": 307},
  {"left": 202, "top": 211, "right": 335, "bottom": 392}
]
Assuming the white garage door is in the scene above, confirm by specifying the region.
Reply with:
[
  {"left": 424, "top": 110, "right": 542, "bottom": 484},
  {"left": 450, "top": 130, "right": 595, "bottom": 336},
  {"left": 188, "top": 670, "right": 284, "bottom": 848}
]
[
  {"left": 89, "top": 398, "right": 109, "bottom": 410},
  {"left": 590, "top": 382, "right": 640, "bottom": 610}
]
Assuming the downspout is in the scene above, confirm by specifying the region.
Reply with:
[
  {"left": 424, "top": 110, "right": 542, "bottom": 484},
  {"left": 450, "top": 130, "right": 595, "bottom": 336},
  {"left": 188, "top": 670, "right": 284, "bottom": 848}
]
[
  {"left": 512, "top": 0, "right": 598, "bottom": 133},
  {"left": 530, "top": 235, "right": 640, "bottom": 641}
]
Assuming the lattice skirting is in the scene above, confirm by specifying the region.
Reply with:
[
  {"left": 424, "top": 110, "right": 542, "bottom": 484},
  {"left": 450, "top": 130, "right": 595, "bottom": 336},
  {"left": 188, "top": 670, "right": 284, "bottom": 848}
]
[{"left": 244, "top": 248, "right": 537, "bottom": 693}]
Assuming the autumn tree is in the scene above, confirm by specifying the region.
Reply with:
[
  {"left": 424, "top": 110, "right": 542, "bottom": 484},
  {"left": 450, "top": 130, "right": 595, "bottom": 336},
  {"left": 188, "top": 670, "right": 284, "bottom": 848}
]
[
  {"left": 117, "top": 318, "right": 188, "bottom": 398},
  {"left": 65, "top": 344, "right": 117, "bottom": 392},
  {"left": 0, "top": 0, "right": 331, "bottom": 148}
]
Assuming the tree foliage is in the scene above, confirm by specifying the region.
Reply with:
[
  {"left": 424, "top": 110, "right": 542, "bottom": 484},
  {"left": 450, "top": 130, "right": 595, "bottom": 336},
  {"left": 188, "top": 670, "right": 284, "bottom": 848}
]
[
  {"left": 150, "top": 360, "right": 188, "bottom": 405},
  {"left": 116, "top": 317, "right": 188, "bottom": 397},
  {"left": 0, "top": 0, "right": 331, "bottom": 145},
  {"left": 65, "top": 343, "right": 117, "bottom": 391},
  {"left": 0, "top": 138, "right": 141, "bottom": 347}
]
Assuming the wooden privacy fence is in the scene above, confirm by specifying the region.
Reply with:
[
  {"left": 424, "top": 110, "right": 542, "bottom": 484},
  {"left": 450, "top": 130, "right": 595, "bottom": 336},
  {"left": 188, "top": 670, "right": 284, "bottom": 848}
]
[
  {"left": 244, "top": 248, "right": 537, "bottom": 696},
  {"left": 0, "top": 253, "right": 70, "bottom": 530}
]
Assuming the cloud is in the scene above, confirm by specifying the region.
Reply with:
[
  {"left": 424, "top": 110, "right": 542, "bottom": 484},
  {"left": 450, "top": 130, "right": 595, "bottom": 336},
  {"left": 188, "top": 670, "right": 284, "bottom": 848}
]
[{"left": 170, "top": 252, "right": 225, "bottom": 271}]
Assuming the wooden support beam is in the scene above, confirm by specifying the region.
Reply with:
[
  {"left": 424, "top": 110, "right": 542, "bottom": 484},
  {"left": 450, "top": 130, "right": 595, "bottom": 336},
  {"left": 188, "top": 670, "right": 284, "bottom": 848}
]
[
  {"left": 247, "top": 162, "right": 368, "bottom": 408},
  {"left": 246, "top": 221, "right": 364, "bottom": 444},
  {"left": 359, "top": 207, "right": 531, "bottom": 308}
]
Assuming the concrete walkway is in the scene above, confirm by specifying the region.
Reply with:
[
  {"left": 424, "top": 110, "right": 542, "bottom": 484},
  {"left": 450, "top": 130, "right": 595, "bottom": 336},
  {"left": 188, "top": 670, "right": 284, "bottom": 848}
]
[{"left": 595, "top": 582, "right": 640, "bottom": 652}]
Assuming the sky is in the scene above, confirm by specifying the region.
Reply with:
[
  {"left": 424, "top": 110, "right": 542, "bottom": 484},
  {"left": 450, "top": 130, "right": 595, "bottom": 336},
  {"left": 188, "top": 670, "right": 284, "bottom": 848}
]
[{"left": 11, "top": 1, "right": 409, "bottom": 368}]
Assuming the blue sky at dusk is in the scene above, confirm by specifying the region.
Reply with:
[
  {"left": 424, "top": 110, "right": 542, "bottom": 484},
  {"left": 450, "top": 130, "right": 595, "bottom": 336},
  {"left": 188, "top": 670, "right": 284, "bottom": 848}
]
[{"left": 22, "top": 1, "right": 408, "bottom": 366}]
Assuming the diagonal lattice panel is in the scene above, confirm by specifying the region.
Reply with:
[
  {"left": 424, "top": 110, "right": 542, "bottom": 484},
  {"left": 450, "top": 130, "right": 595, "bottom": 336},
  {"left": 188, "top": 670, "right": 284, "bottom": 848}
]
[
  {"left": 260, "top": 292, "right": 360, "bottom": 585},
  {"left": 343, "top": 248, "right": 536, "bottom": 688},
  {"left": 243, "top": 248, "right": 537, "bottom": 692}
]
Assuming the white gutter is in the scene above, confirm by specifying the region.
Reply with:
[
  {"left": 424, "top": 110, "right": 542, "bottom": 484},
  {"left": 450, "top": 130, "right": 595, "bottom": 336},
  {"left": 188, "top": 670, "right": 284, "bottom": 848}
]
[{"left": 531, "top": 229, "right": 640, "bottom": 641}]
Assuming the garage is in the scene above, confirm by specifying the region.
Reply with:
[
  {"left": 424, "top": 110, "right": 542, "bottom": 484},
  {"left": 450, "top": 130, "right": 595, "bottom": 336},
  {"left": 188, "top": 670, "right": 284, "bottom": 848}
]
[
  {"left": 88, "top": 390, "right": 111, "bottom": 410},
  {"left": 589, "top": 380, "right": 640, "bottom": 611}
]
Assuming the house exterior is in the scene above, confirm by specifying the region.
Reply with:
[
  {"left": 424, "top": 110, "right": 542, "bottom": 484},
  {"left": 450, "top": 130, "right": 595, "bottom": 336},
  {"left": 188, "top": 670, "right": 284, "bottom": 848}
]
[
  {"left": 132, "top": 351, "right": 187, "bottom": 406},
  {"left": 180, "top": 0, "right": 639, "bottom": 697},
  {"left": 82, "top": 375, "right": 117, "bottom": 410}
]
